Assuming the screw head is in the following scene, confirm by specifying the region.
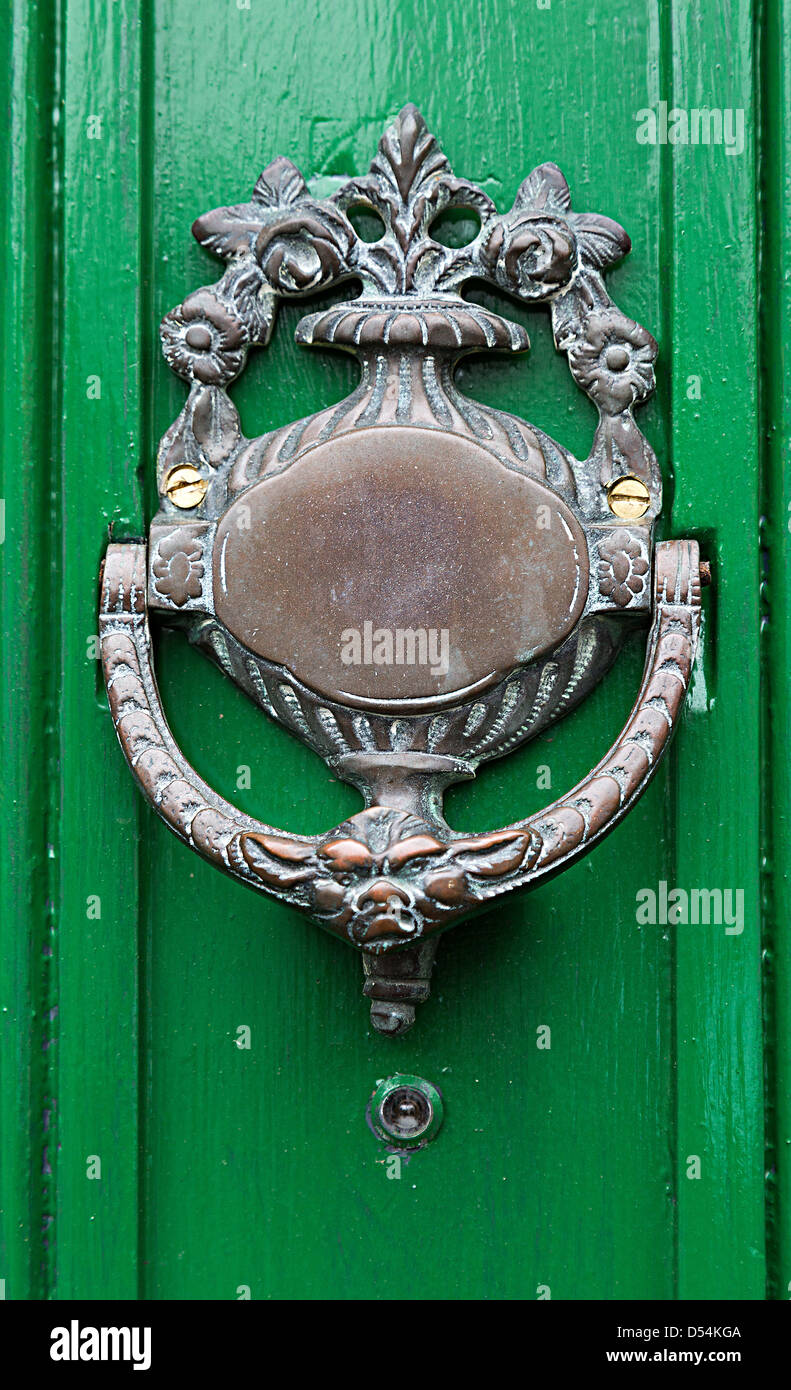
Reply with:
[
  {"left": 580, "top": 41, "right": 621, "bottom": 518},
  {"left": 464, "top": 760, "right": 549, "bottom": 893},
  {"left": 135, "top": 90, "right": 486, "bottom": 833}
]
[
  {"left": 607, "top": 475, "right": 651, "bottom": 520},
  {"left": 164, "top": 464, "right": 208, "bottom": 509},
  {"left": 370, "top": 1074, "right": 444, "bottom": 1149}
]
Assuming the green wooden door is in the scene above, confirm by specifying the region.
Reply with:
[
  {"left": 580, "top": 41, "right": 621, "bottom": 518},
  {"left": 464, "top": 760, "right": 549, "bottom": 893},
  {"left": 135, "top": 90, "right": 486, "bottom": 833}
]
[{"left": 2, "top": 0, "right": 790, "bottom": 1301}]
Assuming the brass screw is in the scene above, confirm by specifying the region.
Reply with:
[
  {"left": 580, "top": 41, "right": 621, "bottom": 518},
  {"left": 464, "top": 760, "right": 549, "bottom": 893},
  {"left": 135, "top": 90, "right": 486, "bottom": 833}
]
[
  {"left": 607, "top": 475, "right": 651, "bottom": 520},
  {"left": 164, "top": 464, "right": 208, "bottom": 509}
]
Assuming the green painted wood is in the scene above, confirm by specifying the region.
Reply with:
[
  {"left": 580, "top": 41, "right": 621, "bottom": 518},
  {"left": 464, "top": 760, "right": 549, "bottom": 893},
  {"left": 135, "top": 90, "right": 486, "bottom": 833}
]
[
  {"left": 760, "top": 0, "right": 791, "bottom": 1302},
  {"left": 53, "top": 0, "right": 149, "bottom": 1298},
  {"left": 1, "top": 0, "right": 788, "bottom": 1301},
  {"left": 0, "top": 0, "right": 61, "bottom": 1302},
  {"left": 143, "top": 0, "right": 676, "bottom": 1303},
  {"left": 666, "top": 2, "right": 766, "bottom": 1299}
]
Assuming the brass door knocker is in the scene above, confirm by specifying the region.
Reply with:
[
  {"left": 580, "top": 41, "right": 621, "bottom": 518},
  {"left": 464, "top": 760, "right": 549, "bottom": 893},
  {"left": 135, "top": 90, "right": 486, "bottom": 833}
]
[{"left": 100, "top": 106, "right": 703, "bottom": 1034}]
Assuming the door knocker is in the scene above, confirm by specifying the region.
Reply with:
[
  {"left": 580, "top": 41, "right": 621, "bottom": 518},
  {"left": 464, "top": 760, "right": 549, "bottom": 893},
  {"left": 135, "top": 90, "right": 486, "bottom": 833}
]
[{"left": 100, "top": 106, "right": 703, "bottom": 1034}]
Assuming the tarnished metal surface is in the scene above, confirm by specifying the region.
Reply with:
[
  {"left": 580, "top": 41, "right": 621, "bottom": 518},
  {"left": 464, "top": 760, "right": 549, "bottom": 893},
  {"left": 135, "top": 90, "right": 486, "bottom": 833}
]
[{"left": 100, "top": 107, "right": 701, "bottom": 1033}]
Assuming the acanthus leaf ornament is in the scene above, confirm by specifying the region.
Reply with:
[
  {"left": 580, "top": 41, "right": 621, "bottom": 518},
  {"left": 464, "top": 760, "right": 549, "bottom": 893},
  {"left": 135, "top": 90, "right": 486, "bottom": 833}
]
[{"left": 100, "top": 106, "right": 703, "bottom": 1035}]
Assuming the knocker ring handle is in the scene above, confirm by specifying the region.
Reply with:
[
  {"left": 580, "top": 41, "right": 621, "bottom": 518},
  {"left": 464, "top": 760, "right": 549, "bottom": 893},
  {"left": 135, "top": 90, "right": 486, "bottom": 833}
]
[{"left": 100, "top": 537, "right": 701, "bottom": 1032}]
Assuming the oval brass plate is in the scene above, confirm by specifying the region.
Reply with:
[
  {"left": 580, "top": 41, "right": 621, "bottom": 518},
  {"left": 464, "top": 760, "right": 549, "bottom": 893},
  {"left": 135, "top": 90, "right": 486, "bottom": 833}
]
[{"left": 213, "top": 426, "right": 589, "bottom": 709}]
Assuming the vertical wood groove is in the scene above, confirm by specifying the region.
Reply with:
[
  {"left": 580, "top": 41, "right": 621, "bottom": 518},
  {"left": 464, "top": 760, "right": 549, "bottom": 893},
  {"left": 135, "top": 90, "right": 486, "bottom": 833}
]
[
  {"left": 0, "top": 0, "right": 64, "bottom": 1301},
  {"left": 668, "top": 0, "right": 766, "bottom": 1299},
  {"left": 135, "top": 0, "right": 156, "bottom": 1299},
  {"left": 54, "top": 0, "right": 147, "bottom": 1298},
  {"left": 757, "top": 0, "right": 791, "bottom": 1302},
  {"left": 657, "top": 0, "right": 681, "bottom": 1302}
]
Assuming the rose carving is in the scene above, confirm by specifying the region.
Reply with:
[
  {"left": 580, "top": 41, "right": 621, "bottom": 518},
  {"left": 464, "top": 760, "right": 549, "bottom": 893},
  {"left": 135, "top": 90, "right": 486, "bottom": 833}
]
[
  {"left": 255, "top": 210, "right": 353, "bottom": 294},
  {"left": 184, "top": 111, "right": 632, "bottom": 322},
  {"left": 598, "top": 530, "right": 649, "bottom": 607},
  {"left": 484, "top": 213, "right": 577, "bottom": 298},
  {"left": 152, "top": 533, "right": 205, "bottom": 608}
]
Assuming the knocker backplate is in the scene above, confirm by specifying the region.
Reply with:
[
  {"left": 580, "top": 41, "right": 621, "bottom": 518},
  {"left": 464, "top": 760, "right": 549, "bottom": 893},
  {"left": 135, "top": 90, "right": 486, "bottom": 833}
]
[{"left": 100, "top": 105, "right": 702, "bottom": 1034}]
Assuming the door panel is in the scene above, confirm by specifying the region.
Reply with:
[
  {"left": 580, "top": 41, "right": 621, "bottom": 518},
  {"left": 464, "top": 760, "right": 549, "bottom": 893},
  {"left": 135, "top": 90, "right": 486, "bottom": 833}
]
[{"left": 1, "top": 0, "right": 787, "bottom": 1300}]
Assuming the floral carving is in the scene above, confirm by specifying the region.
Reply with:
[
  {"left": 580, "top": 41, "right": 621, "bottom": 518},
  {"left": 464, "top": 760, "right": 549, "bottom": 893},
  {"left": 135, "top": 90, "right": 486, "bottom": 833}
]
[
  {"left": 568, "top": 310, "right": 657, "bottom": 413},
  {"left": 152, "top": 533, "right": 205, "bottom": 607},
  {"left": 186, "top": 106, "right": 631, "bottom": 304},
  {"left": 190, "top": 155, "right": 313, "bottom": 259},
  {"left": 158, "top": 107, "right": 659, "bottom": 519},
  {"left": 475, "top": 160, "right": 630, "bottom": 302},
  {"left": 192, "top": 154, "right": 356, "bottom": 299},
  {"left": 255, "top": 209, "right": 354, "bottom": 293},
  {"left": 158, "top": 106, "right": 658, "bottom": 510},
  {"left": 160, "top": 289, "right": 248, "bottom": 385},
  {"left": 334, "top": 105, "right": 495, "bottom": 294},
  {"left": 483, "top": 212, "right": 577, "bottom": 297},
  {"left": 598, "top": 530, "right": 649, "bottom": 607}
]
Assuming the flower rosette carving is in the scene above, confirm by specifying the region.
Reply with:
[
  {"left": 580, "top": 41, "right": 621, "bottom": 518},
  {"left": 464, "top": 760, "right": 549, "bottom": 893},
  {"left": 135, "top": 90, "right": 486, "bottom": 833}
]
[
  {"left": 598, "top": 530, "right": 649, "bottom": 607},
  {"left": 568, "top": 309, "right": 658, "bottom": 414},
  {"left": 160, "top": 288, "right": 248, "bottom": 385},
  {"left": 177, "top": 106, "right": 643, "bottom": 379},
  {"left": 186, "top": 108, "right": 635, "bottom": 312},
  {"left": 477, "top": 162, "right": 631, "bottom": 303},
  {"left": 152, "top": 532, "right": 205, "bottom": 608},
  {"left": 157, "top": 106, "right": 659, "bottom": 518}
]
